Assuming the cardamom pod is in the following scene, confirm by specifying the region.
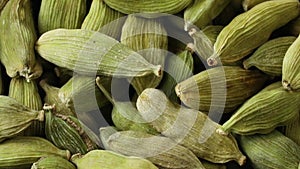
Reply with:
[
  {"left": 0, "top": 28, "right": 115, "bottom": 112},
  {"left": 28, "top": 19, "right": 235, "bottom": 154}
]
[
  {"left": 0, "top": 95, "right": 44, "bottom": 142},
  {"left": 175, "top": 66, "right": 269, "bottom": 113},
  {"left": 0, "top": 0, "right": 43, "bottom": 81},
  {"left": 71, "top": 150, "right": 159, "bottom": 169},
  {"left": 242, "top": 0, "right": 271, "bottom": 11},
  {"left": 208, "top": 0, "right": 300, "bottom": 66},
  {"left": 282, "top": 34, "right": 300, "bottom": 91},
  {"left": 96, "top": 77, "right": 158, "bottom": 135},
  {"left": 103, "top": 0, "right": 193, "bottom": 16},
  {"left": 0, "top": 136, "right": 70, "bottom": 169},
  {"left": 100, "top": 127, "right": 205, "bottom": 169},
  {"left": 121, "top": 14, "right": 168, "bottom": 94},
  {"left": 243, "top": 36, "right": 296, "bottom": 76},
  {"left": 136, "top": 88, "right": 246, "bottom": 165},
  {"left": 237, "top": 130, "right": 300, "bottom": 169},
  {"left": 9, "top": 77, "right": 44, "bottom": 136},
  {"left": 44, "top": 105, "right": 98, "bottom": 154},
  {"left": 184, "top": 0, "right": 231, "bottom": 30},
  {"left": 159, "top": 47, "right": 194, "bottom": 103},
  {"left": 36, "top": 29, "right": 161, "bottom": 78},
  {"left": 38, "top": 0, "right": 86, "bottom": 34},
  {"left": 81, "top": 0, "right": 125, "bottom": 39},
  {"left": 31, "top": 156, "right": 76, "bottom": 169},
  {"left": 217, "top": 82, "right": 300, "bottom": 135},
  {"left": 284, "top": 115, "right": 300, "bottom": 146}
]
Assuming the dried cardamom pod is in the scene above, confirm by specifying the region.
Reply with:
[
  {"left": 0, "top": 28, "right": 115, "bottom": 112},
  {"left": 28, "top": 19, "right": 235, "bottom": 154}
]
[
  {"left": 8, "top": 77, "right": 44, "bottom": 136},
  {"left": 283, "top": 115, "right": 300, "bottom": 146},
  {"left": 242, "top": 0, "right": 271, "bottom": 11},
  {"left": 184, "top": 0, "right": 231, "bottom": 30},
  {"left": 217, "top": 82, "right": 300, "bottom": 135},
  {"left": 208, "top": 0, "right": 300, "bottom": 66},
  {"left": 100, "top": 127, "right": 205, "bottom": 169},
  {"left": 136, "top": 88, "right": 246, "bottom": 165},
  {"left": 36, "top": 29, "right": 161, "bottom": 78},
  {"left": 103, "top": 0, "right": 192, "bottom": 16},
  {"left": 237, "top": 130, "right": 300, "bottom": 169},
  {"left": 38, "top": 0, "right": 86, "bottom": 34},
  {"left": 159, "top": 47, "right": 194, "bottom": 103},
  {"left": 81, "top": 0, "right": 125, "bottom": 39},
  {"left": 282, "top": 34, "right": 300, "bottom": 91},
  {"left": 243, "top": 36, "right": 296, "bottom": 76},
  {"left": 121, "top": 14, "right": 168, "bottom": 94},
  {"left": 96, "top": 77, "right": 158, "bottom": 135},
  {"left": 44, "top": 105, "right": 98, "bottom": 154},
  {"left": 175, "top": 66, "right": 268, "bottom": 113},
  {"left": 0, "top": 95, "right": 44, "bottom": 142},
  {"left": 71, "top": 150, "right": 159, "bottom": 169},
  {"left": 0, "top": 0, "right": 43, "bottom": 81},
  {"left": 0, "top": 136, "right": 70, "bottom": 169},
  {"left": 31, "top": 156, "right": 76, "bottom": 169}
]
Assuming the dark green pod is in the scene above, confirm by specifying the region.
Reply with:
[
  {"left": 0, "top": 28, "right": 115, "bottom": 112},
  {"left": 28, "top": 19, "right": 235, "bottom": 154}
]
[{"left": 31, "top": 156, "right": 76, "bottom": 169}]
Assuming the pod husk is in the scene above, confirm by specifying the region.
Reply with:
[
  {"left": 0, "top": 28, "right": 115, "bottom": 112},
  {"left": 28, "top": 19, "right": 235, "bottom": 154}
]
[
  {"left": 121, "top": 14, "right": 168, "bottom": 94},
  {"left": 218, "top": 82, "right": 300, "bottom": 135},
  {"left": 0, "top": 136, "right": 70, "bottom": 169},
  {"left": 100, "top": 127, "right": 205, "bottom": 169},
  {"left": 38, "top": 0, "right": 86, "bottom": 34},
  {"left": 243, "top": 36, "right": 296, "bottom": 76},
  {"left": 71, "top": 150, "right": 159, "bottom": 169},
  {"left": 36, "top": 29, "right": 161, "bottom": 78},
  {"left": 0, "top": 0, "right": 43, "bottom": 81},
  {"left": 31, "top": 156, "right": 76, "bottom": 169},
  {"left": 136, "top": 88, "right": 246, "bottom": 165},
  {"left": 237, "top": 130, "right": 300, "bottom": 169},
  {"left": 175, "top": 66, "right": 269, "bottom": 113}
]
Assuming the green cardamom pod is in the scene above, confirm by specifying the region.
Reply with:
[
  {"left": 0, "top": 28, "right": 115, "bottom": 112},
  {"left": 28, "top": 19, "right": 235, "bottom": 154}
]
[
  {"left": 243, "top": 36, "right": 296, "bottom": 76},
  {"left": 38, "top": 0, "right": 86, "bottom": 34},
  {"left": 0, "top": 0, "right": 43, "bottom": 81},
  {"left": 31, "top": 156, "right": 76, "bottom": 169},
  {"left": 71, "top": 150, "right": 159, "bottom": 169},
  {"left": 0, "top": 136, "right": 70, "bottom": 169},
  {"left": 217, "top": 82, "right": 300, "bottom": 135},
  {"left": 184, "top": 0, "right": 231, "bottom": 30},
  {"left": 208, "top": 0, "right": 299, "bottom": 66},
  {"left": 96, "top": 77, "right": 158, "bottom": 135},
  {"left": 36, "top": 29, "right": 161, "bottom": 78},
  {"left": 175, "top": 66, "right": 269, "bottom": 113},
  {"left": 121, "top": 14, "right": 168, "bottom": 94},
  {"left": 159, "top": 47, "right": 194, "bottom": 103},
  {"left": 44, "top": 105, "right": 98, "bottom": 154},
  {"left": 136, "top": 88, "right": 246, "bottom": 165},
  {"left": 237, "top": 130, "right": 300, "bottom": 169},
  {"left": 0, "top": 95, "right": 44, "bottom": 142},
  {"left": 81, "top": 0, "right": 125, "bottom": 39},
  {"left": 103, "top": 0, "right": 193, "bottom": 17},
  {"left": 100, "top": 127, "right": 205, "bottom": 169},
  {"left": 282, "top": 33, "right": 300, "bottom": 91}
]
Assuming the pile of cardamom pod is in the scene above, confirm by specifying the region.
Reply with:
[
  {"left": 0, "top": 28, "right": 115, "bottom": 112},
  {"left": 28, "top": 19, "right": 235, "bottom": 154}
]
[{"left": 0, "top": 0, "right": 300, "bottom": 168}]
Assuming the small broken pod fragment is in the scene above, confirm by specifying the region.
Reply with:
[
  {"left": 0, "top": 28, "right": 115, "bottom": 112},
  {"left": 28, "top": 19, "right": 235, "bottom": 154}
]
[
  {"left": 121, "top": 14, "right": 168, "bottom": 94},
  {"left": 217, "top": 82, "right": 300, "bottom": 135},
  {"left": 243, "top": 36, "right": 296, "bottom": 76},
  {"left": 0, "top": 136, "right": 70, "bottom": 169},
  {"left": 175, "top": 66, "right": 268, "bottom": 113},
  {"left": 38, "top": 0, "right": 86, "bottom": 34},
  {"left": 208, "top": 0, "right": 300, "bottom": 66},
  {"left": 81, "top": 0, "right": 125, "bottom": 39},
  {"left": 96, "top": 77, "right": 158, "bottom": 135},
  {"left": 136, "top": 88, "right": 246, "bottom": 165},
  {"left": 238, "top": 130, "right": 300, "bottom": 169},
  {"left": 71, "top": 150, "right": 159, "bottom": 169},
  {"left": 0, "top": 95, "right": 44, "bottom": 142},
  {"left": 36, "top": 29, "right": 161, "bottom": 78},
  {"left": 31, "top": 156, "right": 76, "bottom": 169},
  {"left": 282, "top": 33, "right": 300, "bottom": 91},
  {"left": 100, "top": 127, "right": 205, "bottom": 169},
  {"left": 44, "top": 105, "right": 98, "bottom": 155},
  {"left": 0, "top": 0, "right": 43, "bottom": 81}
]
